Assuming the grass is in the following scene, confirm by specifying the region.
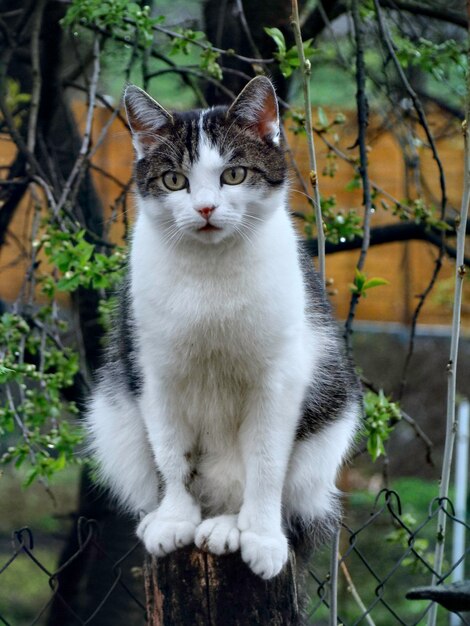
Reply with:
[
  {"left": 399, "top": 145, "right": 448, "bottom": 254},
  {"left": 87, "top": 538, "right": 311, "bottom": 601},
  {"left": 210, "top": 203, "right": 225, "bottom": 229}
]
[
  {"left": 306, "top": 476, "right": 463, "bottom": 625},
  {"left": 0, "top": 465, "right": 80, "bottom": 535},
  {"left": 0, "top": 466, "right": 80, "bottom": 625},
  {"left": 0, "top": 548, "right": 58, "bottom": 625},
  {"left": 0, "top": 467, "right": 464, "bottom": 625}
]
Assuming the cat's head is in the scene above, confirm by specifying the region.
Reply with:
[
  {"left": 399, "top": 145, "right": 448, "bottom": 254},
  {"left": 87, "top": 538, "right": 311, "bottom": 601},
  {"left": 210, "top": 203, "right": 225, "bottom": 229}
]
[{"left": 124, "top": 76, "right": 287, "bottom": 246}]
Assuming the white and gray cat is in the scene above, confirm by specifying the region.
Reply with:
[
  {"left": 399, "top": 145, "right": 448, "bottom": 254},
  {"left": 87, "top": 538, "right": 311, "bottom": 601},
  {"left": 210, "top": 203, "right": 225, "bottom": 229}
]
[{"left": 86, "top": 76, "right": 361, "bottom": 580}]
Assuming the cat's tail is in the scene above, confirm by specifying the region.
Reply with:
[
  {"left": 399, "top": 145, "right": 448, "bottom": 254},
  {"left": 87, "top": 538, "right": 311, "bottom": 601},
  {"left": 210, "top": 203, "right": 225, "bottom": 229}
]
[
  {"left": 288, "top": 505, "right": 341, "bottom": 567},
  {"left": 287, "top": 506, "right": 341, "bottom": 625}
]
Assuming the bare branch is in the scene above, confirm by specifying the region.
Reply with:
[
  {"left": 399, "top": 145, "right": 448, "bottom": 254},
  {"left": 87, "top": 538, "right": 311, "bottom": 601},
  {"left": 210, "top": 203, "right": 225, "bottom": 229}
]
[
  {"left": 26, "top": 0, "right": 46, "bottom": 155},
  {"left": 373, "top": 0, "right": 447, "bottom": 219},
  {"left": 56, "top": 36, "right": 101, "bottom": 215},
  {"left": 427, "top": 17, "right": 470, "bottom": 623},
  {"left": 148, "top": 20, "right": 274, "bottom": 65},
  {"left": 379, "top": 0, "right": 467, "bottom": 29},
  {"left": 300, "top": 0, "right": 467, "bottom": 43},
  {"left": 291, "top": 0, "right": 326, "bottom": 284},
  {"left": 340, "top": 557, "right": 377, "bottom": 626},
  {"left": 344, "top": 0, "right": 374, "bottom": 349},
  {"left": 301, "top": 221, "right": 470, "bottom": 266},
  {"left": 234, "top": 0, "right": 262, "bottom": 60},
  {"left": 145, "top": 66, "right": 236, "bottom": 101},
  {"left": 373, "top": 0, "right": 448, "bottom": 399}
]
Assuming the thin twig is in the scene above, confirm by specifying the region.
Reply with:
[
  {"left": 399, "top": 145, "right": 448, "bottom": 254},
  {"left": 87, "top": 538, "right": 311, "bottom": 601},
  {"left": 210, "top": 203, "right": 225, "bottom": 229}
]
[
  {"left": 340, "top": 557, "right": 377, "bottom": 626},
  {"left": 26, "top": 0, "right": 46, "bottom": 156},
  {"left": 372, "top": 1, "right": 447, "bottom": 218},
  {"left": 312, "top": 126, "right": 424, "bottom": 215},
  {"left": 148, "top": 20, "right": 273, "bottom": 65},
  {"left": 64, "top": 82, "right": 128, "bottom": 127},
  {"left": 291, "top": 0, "right": 325, "bottom": 284},
  {"left": 374, "top": 0, "right": 448, "bottom": 397},
  {"left": 6, "top": 385, "right": 38, "bottom": 466},
  {"left": 31, "top": 176, "right": 58, "bottom": 216},
  {"left": 329, "top": 527, "right": 340, "bottom": 626},
  {"left": 144, "top": 66, "right": 236, "bottom": 101},
  {"left": 56, "top": 36, "right": 100, "bottom": 214},
  {"left": 86, "top": 38, "right": 139, "bottom": 163},
  {"left": 398, "top": 257, "right": 443, "bottom": 399},
  {"left": 234, "top": 0, "right": 263, "bottom": 60},
  {"left": 427, "top": 11, "right": 470, "bottom": 624},
  {"left": 344, "top": 0, "right": 374, "bottom": 351},
  {"left": 399, "top": 410, "right": 434, "bottom": 466},
  {"left": 89, "top": 164, "right": 128, "bottom": 190},
  {"left": 315, "top": 0, "right": 349, "bottom": 67}
]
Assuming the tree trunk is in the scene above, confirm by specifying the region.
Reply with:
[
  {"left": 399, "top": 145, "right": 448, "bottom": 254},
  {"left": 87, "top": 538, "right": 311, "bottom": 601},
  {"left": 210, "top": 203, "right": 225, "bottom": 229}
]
[{"left": 145, "top": 547, "right": 303, "bottom": 626}]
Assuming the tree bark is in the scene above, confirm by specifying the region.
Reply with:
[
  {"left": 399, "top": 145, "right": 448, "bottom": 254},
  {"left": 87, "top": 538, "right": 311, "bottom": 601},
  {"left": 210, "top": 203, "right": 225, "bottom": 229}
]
[{"left": 145, "top": 547, "right": 302, "bottom": 626}]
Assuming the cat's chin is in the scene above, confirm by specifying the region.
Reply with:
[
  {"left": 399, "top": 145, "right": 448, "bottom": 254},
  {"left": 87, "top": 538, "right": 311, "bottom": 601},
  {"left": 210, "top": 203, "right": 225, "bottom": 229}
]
[
  {"left": 186, "top": 226, "right": 234, "bottom": 246},
  {"left": 199, "top": 224, "right": 221, "bottom": 233}
]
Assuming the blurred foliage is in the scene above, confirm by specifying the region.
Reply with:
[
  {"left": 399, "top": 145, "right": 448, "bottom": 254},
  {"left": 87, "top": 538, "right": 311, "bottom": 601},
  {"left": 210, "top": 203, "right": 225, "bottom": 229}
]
[
  {"left": 394, "top": 35, "right": 467, "bottom": 85},
  {"left": 1, "top": 79, "right": 31, "bottom": 128},
  {"left": 0, "top": 222, "right": 126, "bottom": 485},
  {"left": 386, "top": 512, "right": 436, "bottom": 574},
  {"left": 0, "top": 311, "right": 82, "bottom": 486},
  {"left": 62, "top": 0, "right": 162, "bottom": 47},
  {"left": 40, "top": 227, "right": 126, "bottom": 293}
]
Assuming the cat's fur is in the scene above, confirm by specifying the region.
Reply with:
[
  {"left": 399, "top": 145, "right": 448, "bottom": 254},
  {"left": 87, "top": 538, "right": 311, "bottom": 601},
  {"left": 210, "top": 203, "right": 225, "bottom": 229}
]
[{"left": 86, "top": 76, "right": 361, "bottom": 580}]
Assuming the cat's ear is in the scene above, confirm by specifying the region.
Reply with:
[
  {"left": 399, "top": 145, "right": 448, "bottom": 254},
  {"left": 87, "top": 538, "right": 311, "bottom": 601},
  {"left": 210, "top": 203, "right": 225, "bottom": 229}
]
[
  {"left": 124, "top": 85, "right": 173, "bottom": 158},
  {"left": 227, "top": 76, "right": 280, "bottom": 143}
]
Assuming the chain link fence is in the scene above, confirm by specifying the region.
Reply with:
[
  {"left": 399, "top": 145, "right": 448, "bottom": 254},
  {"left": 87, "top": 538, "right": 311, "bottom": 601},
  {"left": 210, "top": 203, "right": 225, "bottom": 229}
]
[
  {"left": 1, "top": 489, "right": 469, "bottom": 625},
  {"left": 309, "top": 490, "right": 470, "bottom": 625}
]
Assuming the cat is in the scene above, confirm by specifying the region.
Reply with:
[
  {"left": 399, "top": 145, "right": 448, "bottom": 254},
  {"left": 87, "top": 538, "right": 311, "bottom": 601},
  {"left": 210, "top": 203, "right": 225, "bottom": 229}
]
[{"left": 86, "top": 76, "right": 362, "bottom": 580}]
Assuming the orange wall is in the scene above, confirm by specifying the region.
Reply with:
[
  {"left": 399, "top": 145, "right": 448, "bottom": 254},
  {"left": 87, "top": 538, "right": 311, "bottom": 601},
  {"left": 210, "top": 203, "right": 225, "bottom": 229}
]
[{"left": 0, "top": 103, "right": 467, "bottom": 328}]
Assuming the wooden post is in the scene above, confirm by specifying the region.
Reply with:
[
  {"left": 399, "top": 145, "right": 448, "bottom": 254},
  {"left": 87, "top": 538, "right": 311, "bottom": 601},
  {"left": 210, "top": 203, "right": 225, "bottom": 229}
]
[{"left": 144, "top": 546, "right": 303, "bottom": 625}]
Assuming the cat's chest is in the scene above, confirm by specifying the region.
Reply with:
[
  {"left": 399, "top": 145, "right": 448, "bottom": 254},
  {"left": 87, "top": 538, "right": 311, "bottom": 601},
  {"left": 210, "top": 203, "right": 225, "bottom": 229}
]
[{"left": 134, "top": 266, "right": 283, "bottom": 376}]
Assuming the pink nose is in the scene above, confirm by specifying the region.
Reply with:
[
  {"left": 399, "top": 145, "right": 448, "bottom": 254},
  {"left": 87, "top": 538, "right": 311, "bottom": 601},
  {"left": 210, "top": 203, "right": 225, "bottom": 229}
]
[{"left": 197, "top": 206, "right": 215, "bottom": 220}]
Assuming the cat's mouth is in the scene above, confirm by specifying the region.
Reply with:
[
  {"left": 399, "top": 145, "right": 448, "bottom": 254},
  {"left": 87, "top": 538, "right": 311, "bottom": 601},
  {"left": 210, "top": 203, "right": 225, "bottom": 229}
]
[{"left": 199, "top": 224, "right": 221, "bottom": 232}]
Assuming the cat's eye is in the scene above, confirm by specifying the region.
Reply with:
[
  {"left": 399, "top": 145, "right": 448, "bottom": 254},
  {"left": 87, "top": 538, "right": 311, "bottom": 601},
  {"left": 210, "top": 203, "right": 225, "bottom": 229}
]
[
  {"left": 221, "top": 166, "right": 247, "bottom": 186},
  {"left": 162, "top": 171, "right": 188, "bottom": 191}
]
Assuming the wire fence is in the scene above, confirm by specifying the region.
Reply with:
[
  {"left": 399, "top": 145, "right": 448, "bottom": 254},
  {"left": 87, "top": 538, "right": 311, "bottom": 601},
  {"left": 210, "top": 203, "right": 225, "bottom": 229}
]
[
  {"left": 309, "top": 490, "right": 470, "bottom": 626},
  {"left": 0, "top": 489, "right": 469, "bottom": 626}
]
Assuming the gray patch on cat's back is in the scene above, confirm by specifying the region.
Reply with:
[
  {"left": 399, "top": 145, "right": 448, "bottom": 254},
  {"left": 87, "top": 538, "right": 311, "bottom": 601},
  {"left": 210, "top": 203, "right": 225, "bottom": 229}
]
[
  {"left": 296, "top": 246, "right": 362, "bottom": 439},
  {"left": 102, "top": 274, "right": 143, "bottom": 396}
]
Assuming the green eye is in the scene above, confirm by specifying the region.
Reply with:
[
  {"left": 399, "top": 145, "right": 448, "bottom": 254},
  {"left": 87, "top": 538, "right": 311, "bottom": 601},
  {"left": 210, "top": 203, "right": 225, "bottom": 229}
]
[
  {"left": 221, "top": 166, "right": 247, "bottom": 186},
  {"left": 162, "top": 171, "right": 187, "bottom": 191}
]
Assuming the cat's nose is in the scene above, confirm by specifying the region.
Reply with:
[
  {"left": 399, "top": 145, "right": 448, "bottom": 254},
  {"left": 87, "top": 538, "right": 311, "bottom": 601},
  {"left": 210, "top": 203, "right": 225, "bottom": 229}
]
[{"left": 196, "top": 206, "right": 215, "bottom": 220}]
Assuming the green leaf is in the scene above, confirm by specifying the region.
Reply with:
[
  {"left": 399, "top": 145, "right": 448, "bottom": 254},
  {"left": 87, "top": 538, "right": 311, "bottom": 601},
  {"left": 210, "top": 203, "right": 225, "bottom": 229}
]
[
  {"left": 317, "top": 107, "right": 329, "bottom": 129},
  {"left": 264, "top": 27, "right": 286, "bottom": 56},
  {"left": 367, "top": 432, "right": 384, "bottom": 462},
  {"left": 363, "top": 277, "right": 389, "bottom": 290},
  {"left": 345, "top": 177, "right": 361, "bottom": 192},
  {"left": 0, "top": 364, "right": 16, "bottom": 383}
]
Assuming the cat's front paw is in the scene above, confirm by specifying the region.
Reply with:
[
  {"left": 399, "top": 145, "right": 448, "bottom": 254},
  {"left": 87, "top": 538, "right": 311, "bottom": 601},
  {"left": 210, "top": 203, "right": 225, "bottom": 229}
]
[
  {"left": 195, "top": 515, "right": 240, "bottom": 555},
  {"left": 137, "top": 505, "right": 201, "bottom": 557},
  {"left": 239, "top": 529, "right": 288, "bottom": 579}
]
